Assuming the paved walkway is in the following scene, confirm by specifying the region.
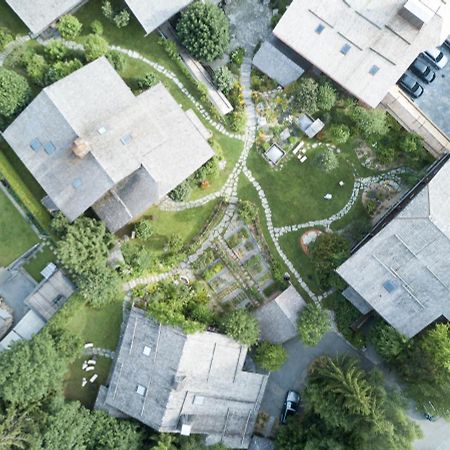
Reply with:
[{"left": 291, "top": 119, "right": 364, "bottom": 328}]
[{"left": 84, "top": 347, "right": 115, "bottom": 359}]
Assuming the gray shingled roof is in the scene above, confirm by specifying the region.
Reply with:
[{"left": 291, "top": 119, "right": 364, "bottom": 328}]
[
  {"left": 337, "top": 158, "right": 450, "bottom": 338},
  {"left": 252, "top": 40, "right": 305, "bottom": 87},
  {"left": 3, "top": 58, "right": 214, "bottom": 231},
  {"left": 125, "top": 0, "right": 193, "bottom": 34},
  {"left": 254, "top": 286, "right": 306, "bottom": 343},
  {"left": 100, "top": 307, "right": 267, "bottom": 448},
  {"left": 5, "top": 0, "right": 83, "bottom": 35}
]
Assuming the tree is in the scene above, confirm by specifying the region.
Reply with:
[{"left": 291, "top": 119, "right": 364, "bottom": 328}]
[
  {"left": 90, "top": 19, "right": 104, "bottom": 35},
  {"left": 317, "top": 82, "right": 337, "bottom": 111},
  {"left": 328, "top": 124, "right": 350, "bottom": 145},
  {"left": 396, "top": 323, "right": 450, "bottom": 416},
  {"left": 54, "top": 216, "right": 114, "bottom": 276},
  {"left": 310, "top": 233, "right": 350, "bottom": 290},
  {"left": 135, "top": 219, "right": 154, "bottom": 240},
  {"left": 101, "top": 0, "right": 114, "bottom": 20},
  {"left": 314, "top": 148, "right": 339, "bottom": 172},
  {"left": 368, "top": 319, "right": 408, "bottom": 360},
  {"left": 298, "top": 304, "right": 331, "bottom": 346},
  {"left": 213, "top": 66, "right": 235, "bottom": 93},
  {"left": 254, "top": 342, "right": 287, "bottom": 371},
  {"left": 238, "top": 200, "right": 257, "bottom": 223},
  {"left": 0, "top": 407, "right": 35, "bottom": 450},
  {"left": 351, "top": 106, "right": 389, "bottom": 138},
  {"left": 169, "top": 180, "right": 192, "bottom": 202},
  {"left": 220, "top": 309, "right": 260, "bottom": 346},
  {"left": 167, "top": 233, "right": 183, "bottom": 253},
  {"left": 57, "top": 15, "right": 82, "bottom": 39},
  {"left": 293, "top": 78, "right": 319, "bottom": 114},
  {"left": 84, "top": 34, "right": 109, "bottom": 62},
  {"left": 45, "top": 40, "right": 68, "bottom": 62},
  {"left": 113, "top": 10, "right": 130, "bottom": 28},
  {"left": 176, "top": 1, "right": 230, "bottom": 62},
  {"left": 25, "top": 54, "right": 48, "bottom": 86},
  {"left": 0, "top": 68, "right": 30, "bottom": 118},
  {"left": 0, "top": 330, "right": 82, "bottom": 407},
  {"left": 399, "top": 133, "right": 423, "bottom": 158},
  {"left": 281, "top": 355, "right": 422, "bottom": 450},
  {"left": 0, "top": 27, "right": 13, "bottom": 52}
]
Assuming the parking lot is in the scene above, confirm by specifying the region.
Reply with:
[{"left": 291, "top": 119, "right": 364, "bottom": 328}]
[{"left": 408, "top": 45, "right": 450, "bottom": 137}]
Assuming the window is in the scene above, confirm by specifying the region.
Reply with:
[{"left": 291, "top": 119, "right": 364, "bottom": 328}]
[
  {"left": 315, "top": 23, "right": 325, "bottom": 34},
  {"left": 143, "top": 345, "right": 151, "bottom": 356},
  {"left": 30, "top": 138, "right": 42, "bottom": 151},
  {"left": 340, "top": 43, "right": 351, "bottom": 55},
  {"left": 369, "top": 65, "right": 380, "bottom": 75},
  {"left": 136, "top": 384, "right": 146, "bottom": 396},
  {"left": 72, "top": 178, "right": 82, "bottom": 190},
  {"left": 120, "top": 133, "right": 132, "bottom": 145}
]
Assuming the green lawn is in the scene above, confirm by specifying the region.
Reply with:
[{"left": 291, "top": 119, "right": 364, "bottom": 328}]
[
  {"left": 0, "top": 0, "right": 28, "bottom": 35},
  {"left": 23, "top": 246, "right": 55, "bottom": 281},
  {"left": 64, "top": 356, "right": 112, "bottom": 408},
  {"left": 136, "top": 199, "right": 220, "bottom": 254},
  {"left": 0, "top": 188, "right": 39, "bottom": 266},
  {"left": 247, "top": 146, "right": 356, "bottom": 227},
  {"left": 278, "top": 231, "right": 324, "bottom": 295},
  {"left": 64, "top": 297, "right": 123, "bottom": 350},
  {"left": 0, "top": 141, "right": 51, "bottom": 230}
]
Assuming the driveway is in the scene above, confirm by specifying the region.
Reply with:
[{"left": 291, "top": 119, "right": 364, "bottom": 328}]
[{"left": 260, "top": 331, "right": 372, "bottom": 418}]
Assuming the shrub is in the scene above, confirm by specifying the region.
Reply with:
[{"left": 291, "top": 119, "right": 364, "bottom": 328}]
[
  {"left": 176, "top": 1, "right": 230, "bottom": 62},
  {"left": 399, "top": 133, "right": 423, "bottom": 158},
  {"left": 365, "top": 198, "right": 377, "bottom": 217},
  {"left": 220, "top": 309, "right": 260, "bottom": 346},
  {"left": 169, "top": 179, "right": 191, "bottom": 202},
  {"left": 84, "top": 34, "right": 109, "bottom": 62},
  {"left": 106, "top": 50, "right": 125, "bottom": 71},
  {"left": 314, "top": 148, "right": 339, "bottom": 172},
  {"left": 101, "top": 0, "right": 114, "bottom": 20},
  {"left": 167, "top": 233, "right": 183, "bottom": 252},
  {"left": 213, "top": 66, "right": 235, "bottom": 93},
  {"left": 227, "top": 110, "right": 246, "bottom": 133},
  {"left": 137, "top": 72, "right": 157, "bottom": 90},
  {"left": 0, "top": 68, "right": 31, "bottom": 118},
  {"left": 376, "top": 146, "right": 395, "bottom": 164},
  {"left": 113, "top": 10, "right": 130, "bottom": 29},
  {"left": 90, "top": 20, "right": 104, "bottom": 35},
  {"left": 368, "top": 319, "right": 408, "bottom": 360},
  {"left": 238, "top": 200, "right": 257, "bottom": 223},
  {"left": 254, "top": 342, "right": 287, "bottom": 371},
  {"left": 57, "top": 15, "right": 82, "bottom": 39},
  {"left": 0, "top": 28, "right": 13, "bottom": 51},
  {"left": 45, "top": 40, "right": 68, "bottom": 62},
  {"left": 230, "top": 47, "right": 245, "bottom": 66},
  {"left": 158, "top": 37, "right": 179, "bottom": 59},
  {"left": 293, "top": 78, "right": 318, "bottom": 114},
  {"left": 328, "top": 124, "right": 350, "bottom": 145},
  {"left": 351, "top": 106, "right": 389, "bottom": 138},
  {"left": 135, "top": 220, "right": 153, "bottom": 240},
  {"left": 310, "top": 232, "right": 350, "bottom": 290},
  {"left": 317, "top": 82, "right": 337, "bottom": 111},
  {"left": 298, "top": 304, "right": 331, "bottom": 346}
]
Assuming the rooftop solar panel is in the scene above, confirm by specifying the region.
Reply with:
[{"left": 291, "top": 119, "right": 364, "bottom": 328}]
[{"left": 383, "top": 280, "right": 398, "bottom": 293}]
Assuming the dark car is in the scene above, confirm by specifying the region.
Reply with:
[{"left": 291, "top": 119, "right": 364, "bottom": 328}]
[
  {"left": 409, "top": 59, "right": 436, "bottom": 83},
  {"left": 280, "top": 390, "right": 301, "bottom": 424},
  {"left": 398, "top": 74, "right": 424, "bottom": 99}
]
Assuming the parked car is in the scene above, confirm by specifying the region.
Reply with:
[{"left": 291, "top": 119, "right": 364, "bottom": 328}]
[
  {"left": 409, "top": 59, "right": 436, "bottom": 83},
  {"left": 422, "top": 48, "right": 448, "bottom": 69},
  {"left": 280, "top": 390, "right": 301, "bottom": 424},
  {"left": 398, "top": 74, "right": 424, "bottom": 99}
]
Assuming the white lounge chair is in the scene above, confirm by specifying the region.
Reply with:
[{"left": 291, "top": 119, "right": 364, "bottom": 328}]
[
  {"left": 81, "top": 378, "right": 87, "bottom": 388},
  {"left": 82, "top": 362, "right": 88, "bottom": 370},
  {"left": 89, "top": 374, "right": 98, "bottom": 383},
  {"left": 84, "top": 343, "right": 93, "bottom": 349},
  {"left": 293, "top": 148, "right": 299, "bottom": 155},
  {"left": 85, "top": 366, "right": 95, "bottom": 372},
  {"left": 300, "top": 155, "right": 308, "bottom": 163},
  {"left": 87, "top": 359, "right": 96, "bottom": 365}
]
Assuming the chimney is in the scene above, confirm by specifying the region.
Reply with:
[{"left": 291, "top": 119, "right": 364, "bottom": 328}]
[{"left": 72, "top": 138, "right": 91, "bottom": 158}]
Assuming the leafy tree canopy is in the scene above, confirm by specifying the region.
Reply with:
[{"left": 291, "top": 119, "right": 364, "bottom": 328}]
[
  {"left": 298, "top": 304, "right": 331, "bottom": 346},
  {"left": 368, "top": 318, "right": 408, "bottom": 360},
  {"left": 220, "top": 309, "right": 260, "bottom": 346},
  {"left": 0, "top": 68, "right": 31, "bottom": 118},
  {"left": 254, "top": 341, "right": 287, "bottom": 371},
  {"left": 84, "top": 34, "right": 109, "bottom": 62},
  {"left": 176, "top": 1, "right": 230, "bottom": 62},
  {"left": 57, "top": 15, "right": 82, "bottom": 39}
]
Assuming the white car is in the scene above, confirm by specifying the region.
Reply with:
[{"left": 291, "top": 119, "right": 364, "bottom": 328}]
[{"left": 423, "top": 48, "right": 448, "bottom": 69}]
